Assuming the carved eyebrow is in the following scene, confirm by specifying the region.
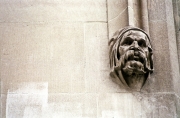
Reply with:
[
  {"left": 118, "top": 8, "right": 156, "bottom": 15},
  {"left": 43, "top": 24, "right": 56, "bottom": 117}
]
[
  {"left": 120, "top": 35, "right": 132, "bottom": 42},
  {"left": 138, "top": 38, "right": 146, "bottom": 41},
  {"left": 121, "top": 36, "right": 133, "bottom": 42},
  {"left": 120, "top": 37, "right": 134, "bottom": 45},
  {"left": 125, "top": 36, "right": 134, "bottom": 40}
]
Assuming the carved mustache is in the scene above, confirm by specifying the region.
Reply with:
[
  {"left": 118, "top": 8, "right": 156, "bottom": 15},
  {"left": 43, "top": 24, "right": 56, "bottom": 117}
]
[
  {"left": 123, "top": 50, "right": 146, "bottom": 64},
  {"left": 119, "top": 50, "right": 148, "bottom": 75},
  {"left": 122, "top": 61, "right": 146, "bottom": 75}
]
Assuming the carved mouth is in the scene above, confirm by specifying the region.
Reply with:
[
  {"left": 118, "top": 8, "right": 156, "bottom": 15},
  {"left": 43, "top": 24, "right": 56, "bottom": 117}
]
[
  {"left": 127, "top": 54, "right": 144, "bottom": 64},
  {"left": 134, "top": 55, "right": 139, "bottom": 61},
  {"left": 134, "top": 56, "right": 144, "bottom": 63},
  {"left": 124, "top": 50, "right": 145, "bottom": 65}
]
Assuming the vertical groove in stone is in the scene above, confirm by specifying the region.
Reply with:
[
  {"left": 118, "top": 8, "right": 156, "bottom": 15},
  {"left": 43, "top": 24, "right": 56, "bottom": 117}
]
[
  {"left": 141, "top": 0, "right": 149, "bottom": 34},
  {"left": 128, "top": 0, "right": 134, "bottom": 26},
  {"left": 106, "top": 0, "right": 109, "bottom": 39}
]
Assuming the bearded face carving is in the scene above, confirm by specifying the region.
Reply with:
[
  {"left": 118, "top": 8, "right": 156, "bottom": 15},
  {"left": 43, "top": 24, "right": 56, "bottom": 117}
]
[{"left": 109, "top": 26, "right": 153, "bottom": 91}]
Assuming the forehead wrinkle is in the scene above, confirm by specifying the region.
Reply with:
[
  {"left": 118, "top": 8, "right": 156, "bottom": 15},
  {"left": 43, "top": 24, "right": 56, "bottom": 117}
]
[
  {"left": 123, "top": 30, "right": 132, "bottom": 37},
  {"left": 127, "top": 31, "right": 147, "bottom": 40},
  {"left": 119, "top": 30, "right": 151, "bottom": 46}
]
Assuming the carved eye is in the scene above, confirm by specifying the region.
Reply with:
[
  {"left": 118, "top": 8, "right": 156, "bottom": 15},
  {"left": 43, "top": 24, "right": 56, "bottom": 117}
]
[
  {"left": 123, "top": 37, "right": 133, "bottom": 46},
  {"left": 138, "top": 39, "right": 146, "bottom": 47}
]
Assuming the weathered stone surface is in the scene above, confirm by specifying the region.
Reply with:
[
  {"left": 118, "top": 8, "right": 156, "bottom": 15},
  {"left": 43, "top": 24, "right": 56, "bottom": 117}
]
[
  {"left": 98, "top": 93, "right": 141, "bottom": 118},
  {"left": 84, "top": 23, "right": 108, "bottom": 93},
  {"left": 1, "top": 94, "right": 6, "bottom": 118},
  {"left": 176, "top": 96, "right": 180, "bottom": 118},
  {"left": 84, "top": 23, "right": 101, "bottom": 93},
  {"left": 0, "top": 22, "right": 86, "bottom": 93},
  {"left": 1, "top": 0, "right": 180, "bottom": 117},
  {"left": 141, "top": 94, "right": 176, "bottom": 118},
  {"left": 146, "top": 21, "right": 174, "bottom": 92},
  {"left": 5, "top": 83, "right": 96, "bottom": 118},
  {"left": 165, "top": 0, "right": 180, "bottom": 97},
  {"left": 172, "top": 0, "right": 180, "bottom": 75},
  {"left": 5, "top": 82, "right": 48, "bottom": 118},
  {"left": 0, "top": 95, "right": 2, "bottom": 118},
  {"left": 133, "top": 0, "right": 141, "bottom": 28},
  {"left": 47, "top": 94, "right": 97, "bottom": 118},
  {"left": 108, "top": 9, "right": 128, "bottom": 38},
  {"left": 148, "top": 0, "right": 166, "bottom": 21},
  {"left": 146, "top": 0, "right": 180, "bottom": 94},
  {"left": 0, "top": 0, "right": 107, "bottom": 22},
  {"left": 47, "top": 22, "right": 85, "bottom": 93},
  {"left": 149, "top": 21, "right": 169, "bottom": 49},
  {"left": 107, "top": 0, "right": 127, "bottom": 21}
]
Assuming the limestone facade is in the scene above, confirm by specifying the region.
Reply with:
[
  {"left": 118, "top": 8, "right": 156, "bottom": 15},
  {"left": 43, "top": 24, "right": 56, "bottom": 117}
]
[{"left": 1, "top": 0, "right": 180, "bottom": 118}]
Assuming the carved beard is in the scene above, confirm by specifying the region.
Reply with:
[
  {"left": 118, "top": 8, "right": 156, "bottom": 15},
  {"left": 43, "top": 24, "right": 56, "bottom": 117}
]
[{"left": 120, "top": 50, "right": 147, "bottom": 76}]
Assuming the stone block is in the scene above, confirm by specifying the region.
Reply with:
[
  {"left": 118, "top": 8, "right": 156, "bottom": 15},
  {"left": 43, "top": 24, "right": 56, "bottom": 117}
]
[
  {"left": 165, "top": 0, "right": 180, "bottom": 97},
  {"left": 98, "top": 70, "right": 127, "bottom": 93},
  {"left": 1, "top": 94, "right": 6, "bottom": 118},
  {"left": 176, "top": 95, "right": 180, "bottom": 118},
  {"left": 23, "top": 106, "right": 42, "bottom": 118},
  {"left": 108, "top": 8, "right": 128, "bottom": 38},
  {"left": 47, "top": 22, "right": 85, "bottom": 93},
  {"left": 141, "top": 94, "right": 176, "bottom": 118},
  {"left": 0, "top": 0, "right": 107, "bottom": 22},
  {"left": 149, "top": 21, "right": 168, "bottom": 44},
  {"left": 98, "top": 93, "right": 142, "bottom": 118},
  {"left": 1, "top": 23, "right": 53, "bottom": 88},
  {"left": 133, "top": 0, "right": 141, "bottom": 28},
  {"left": 148, "top": 0, "right": 166, "bottom": 21},
  {"left": 146, "top": 21, "right": 175, "bottom": 92},
  {"left": 45, "top": 93, "right": 97, "bottom": 118},
  {"left": 143, "top": 51, "right": 174, "bottom": 93},
  {"left": 84, "top": 23, "right": 108, "bottom": 93},
  {"left": 5, "top": 82, "right": 48, "bottom": 118},
  {"left": 0, "top": 22, "right": 86, "bottom": 93},
  {"left": 107, "top": 0, "right": 127, "bottom": 21}
]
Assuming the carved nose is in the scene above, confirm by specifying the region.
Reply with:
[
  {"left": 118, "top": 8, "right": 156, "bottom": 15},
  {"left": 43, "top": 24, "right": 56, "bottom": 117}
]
[{"left": 132, "top": 41, "right": 139, "bottom": 49}]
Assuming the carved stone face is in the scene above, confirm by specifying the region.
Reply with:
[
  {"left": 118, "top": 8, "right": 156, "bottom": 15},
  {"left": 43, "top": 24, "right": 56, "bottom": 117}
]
[
  {"left": 109, "top": 26, "right": 153, "bottom": 91},
  {"left": 119, "top": 31, "right": 149, "bottom": 75},
  {"left": 119, "top": 31, "right": 149, "bottom": 60}
]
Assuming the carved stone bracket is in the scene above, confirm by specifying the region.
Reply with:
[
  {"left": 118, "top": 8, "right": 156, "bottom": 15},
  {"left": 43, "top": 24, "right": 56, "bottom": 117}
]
[{"left": 109, "top": 26, "right": 153, "bottom": 91}]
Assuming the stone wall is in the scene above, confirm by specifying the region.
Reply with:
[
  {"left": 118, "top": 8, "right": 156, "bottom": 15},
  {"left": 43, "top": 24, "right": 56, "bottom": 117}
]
[
  {"left": 107, "top": 0, "right": 180, "bottom": 117},
  {"left": 1, "top": 0, "right": 180, "bottom": 118}
]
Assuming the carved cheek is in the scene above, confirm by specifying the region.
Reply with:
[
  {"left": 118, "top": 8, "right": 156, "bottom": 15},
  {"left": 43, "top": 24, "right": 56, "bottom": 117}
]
[
  {"left": 119, "top": 46, "right": 129, "bottom": 56},
  {"left": 143, "top": 48, "right": 150, "bottom": 58},
  {"left": 143, "top": 47, "right": 149, "bottom": 52}
]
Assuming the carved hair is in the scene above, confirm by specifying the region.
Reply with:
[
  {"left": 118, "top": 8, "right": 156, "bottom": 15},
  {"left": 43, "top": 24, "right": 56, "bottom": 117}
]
[{"left": 109, "top": 26, "right": 153, "bottom": 74}]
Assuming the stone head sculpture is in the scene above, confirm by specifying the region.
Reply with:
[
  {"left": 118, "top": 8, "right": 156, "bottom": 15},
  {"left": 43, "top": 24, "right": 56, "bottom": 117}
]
[{"left": 109, "top": 26, "right": 153, "bottom": 91}]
